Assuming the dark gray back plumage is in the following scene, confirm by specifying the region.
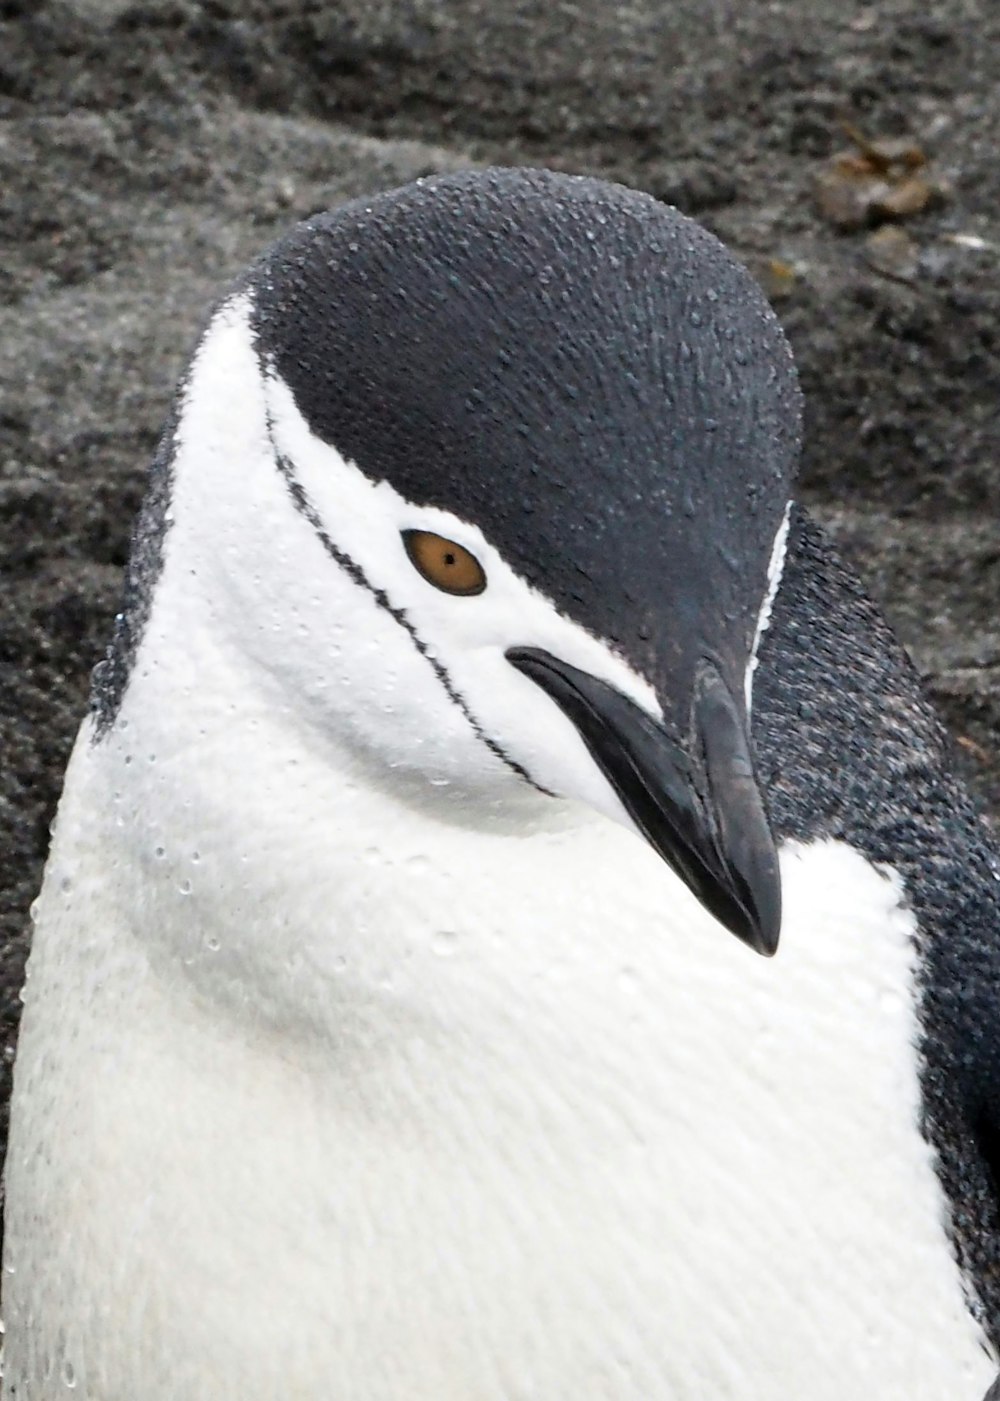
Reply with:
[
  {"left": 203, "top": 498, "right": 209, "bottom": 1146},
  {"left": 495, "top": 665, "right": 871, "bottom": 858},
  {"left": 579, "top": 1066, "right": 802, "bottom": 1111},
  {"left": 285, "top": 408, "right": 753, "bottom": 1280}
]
[{"left": 756, "top": 507, "right": 1000, "bottom": 1348}]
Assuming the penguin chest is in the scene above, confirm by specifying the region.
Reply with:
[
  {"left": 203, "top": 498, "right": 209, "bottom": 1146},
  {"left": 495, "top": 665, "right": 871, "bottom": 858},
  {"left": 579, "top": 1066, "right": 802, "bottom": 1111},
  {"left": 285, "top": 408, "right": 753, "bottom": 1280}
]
[{"left": 3, "top": 833, "right": 993, "bottom": 1401}]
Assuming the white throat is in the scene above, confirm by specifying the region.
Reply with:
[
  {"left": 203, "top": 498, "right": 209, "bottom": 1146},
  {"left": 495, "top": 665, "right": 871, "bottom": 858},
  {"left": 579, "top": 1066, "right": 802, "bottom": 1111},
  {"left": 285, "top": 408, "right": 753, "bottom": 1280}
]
[{"left": 3, "top": 679, "right": 992, "bottom": 1398}]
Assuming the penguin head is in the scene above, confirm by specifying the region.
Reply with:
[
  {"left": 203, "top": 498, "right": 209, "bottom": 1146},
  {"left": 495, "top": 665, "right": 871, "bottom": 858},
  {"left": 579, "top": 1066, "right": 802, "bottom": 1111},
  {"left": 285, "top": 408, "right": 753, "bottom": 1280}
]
[{"left": 167, "top": 168, "right": 801, "bottom": 955}]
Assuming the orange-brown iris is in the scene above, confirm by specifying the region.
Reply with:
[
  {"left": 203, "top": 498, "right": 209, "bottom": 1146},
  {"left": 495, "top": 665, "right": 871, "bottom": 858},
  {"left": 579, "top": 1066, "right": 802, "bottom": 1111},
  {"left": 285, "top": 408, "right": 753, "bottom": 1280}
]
[{"left": 402, "top": 530, "right": 487, "bottom": 596}]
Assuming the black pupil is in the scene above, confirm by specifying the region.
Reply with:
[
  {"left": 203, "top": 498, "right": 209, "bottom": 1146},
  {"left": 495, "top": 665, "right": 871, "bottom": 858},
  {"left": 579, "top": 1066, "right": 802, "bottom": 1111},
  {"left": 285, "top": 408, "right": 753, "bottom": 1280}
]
[{"left": 444, "top": 552, "right": 456, "bottom": 566}]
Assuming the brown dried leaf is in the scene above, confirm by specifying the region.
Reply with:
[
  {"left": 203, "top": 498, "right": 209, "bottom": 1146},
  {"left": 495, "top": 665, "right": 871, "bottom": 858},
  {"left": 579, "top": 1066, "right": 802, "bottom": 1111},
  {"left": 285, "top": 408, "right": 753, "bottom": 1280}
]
[
  {"left": 817, "top": 125, "right": 942, "bottom": 228},
  {"left": 839, "top": 120, "right": 927, "bottom": 174},
  {"left": 863, "top": 225, "right": 920, "bottom": 282},
  {"left": 761, "top": 258, "right": 797, "bottom": 299},
  {"left": 868, "top": 137, "right": 926, "bottom": 171},
  {"left": 873, "top": 175, "right": 934, "bottom": 219},
  {"left": 958, "top": 735, "right": 992, "bottom": 763},
  {"left": 815, "top": 167, "right": 892, "bottom": 230},
  {"left": 832, "top": 152, "right": 879, "bottom": 177}
]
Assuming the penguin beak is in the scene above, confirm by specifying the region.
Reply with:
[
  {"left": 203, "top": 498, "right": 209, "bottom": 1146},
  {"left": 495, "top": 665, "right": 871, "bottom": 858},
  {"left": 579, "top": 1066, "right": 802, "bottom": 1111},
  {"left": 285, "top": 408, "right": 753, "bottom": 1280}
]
[{"left": 505, "top": 647, "right": 781, "bottom": 956}]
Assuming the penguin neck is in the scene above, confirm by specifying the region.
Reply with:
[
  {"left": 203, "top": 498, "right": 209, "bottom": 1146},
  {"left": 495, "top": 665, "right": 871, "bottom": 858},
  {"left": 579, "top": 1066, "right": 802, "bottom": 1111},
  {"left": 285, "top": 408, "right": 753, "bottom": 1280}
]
[{"left": 61, "top": 584, "right": 931, "bottom": 1116}]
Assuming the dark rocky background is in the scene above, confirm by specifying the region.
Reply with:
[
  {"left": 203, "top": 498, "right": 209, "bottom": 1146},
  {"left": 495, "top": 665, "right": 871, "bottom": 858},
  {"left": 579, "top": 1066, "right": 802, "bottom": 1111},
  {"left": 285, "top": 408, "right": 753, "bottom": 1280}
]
[{"left": 1, "top": 0, "right": 998, "bottom": 1160}]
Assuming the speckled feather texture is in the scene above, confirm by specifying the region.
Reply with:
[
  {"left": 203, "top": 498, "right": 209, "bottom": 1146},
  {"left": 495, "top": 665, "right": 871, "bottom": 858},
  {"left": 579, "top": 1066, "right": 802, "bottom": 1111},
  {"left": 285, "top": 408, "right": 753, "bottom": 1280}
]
[{"left": 755, "top": 511, "right": 1000, "bottom": 1341}]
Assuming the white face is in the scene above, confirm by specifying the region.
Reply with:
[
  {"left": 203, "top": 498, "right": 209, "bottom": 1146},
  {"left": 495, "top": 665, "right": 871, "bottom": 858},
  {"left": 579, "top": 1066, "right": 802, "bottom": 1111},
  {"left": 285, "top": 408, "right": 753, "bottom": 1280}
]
[{"left": 169, "top": 294, "right": 665, "bottom": 837}]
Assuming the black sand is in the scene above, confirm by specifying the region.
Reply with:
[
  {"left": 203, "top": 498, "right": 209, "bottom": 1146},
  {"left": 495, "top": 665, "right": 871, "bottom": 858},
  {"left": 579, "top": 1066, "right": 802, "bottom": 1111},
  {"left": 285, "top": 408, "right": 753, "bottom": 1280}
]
[{"left": 2, "top": 0, "right": 999, "bottom": 1164}]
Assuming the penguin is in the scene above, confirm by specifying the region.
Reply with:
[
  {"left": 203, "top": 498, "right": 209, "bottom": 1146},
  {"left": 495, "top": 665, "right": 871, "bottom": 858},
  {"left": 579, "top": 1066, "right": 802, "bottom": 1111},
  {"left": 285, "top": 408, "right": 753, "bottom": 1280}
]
[{"left": 4, "top": 166, "right": 1000, "bottom": 1401}]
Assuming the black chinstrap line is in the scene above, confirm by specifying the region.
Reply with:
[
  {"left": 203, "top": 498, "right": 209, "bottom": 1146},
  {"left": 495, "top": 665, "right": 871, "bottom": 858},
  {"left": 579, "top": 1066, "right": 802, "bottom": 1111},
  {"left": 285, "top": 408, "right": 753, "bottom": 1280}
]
[{"left": 264, "top": 417, "right": 545, "bottom": 794}]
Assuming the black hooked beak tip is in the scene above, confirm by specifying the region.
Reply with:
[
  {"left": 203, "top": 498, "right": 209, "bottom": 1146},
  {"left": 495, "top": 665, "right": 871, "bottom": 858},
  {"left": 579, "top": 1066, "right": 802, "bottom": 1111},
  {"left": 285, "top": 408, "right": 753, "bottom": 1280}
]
[{"left": 505, "top": 647, "right": 781, "bottom": 957}]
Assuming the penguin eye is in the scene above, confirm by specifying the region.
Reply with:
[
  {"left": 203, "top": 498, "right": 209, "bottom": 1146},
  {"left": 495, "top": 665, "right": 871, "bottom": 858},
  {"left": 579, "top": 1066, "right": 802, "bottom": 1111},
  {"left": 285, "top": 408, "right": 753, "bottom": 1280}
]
[{"left": 402, "top": 530, "right": 487, "bottom": 597}]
